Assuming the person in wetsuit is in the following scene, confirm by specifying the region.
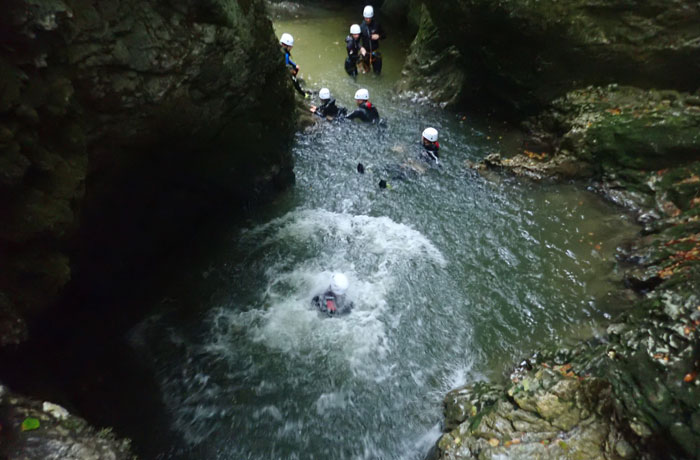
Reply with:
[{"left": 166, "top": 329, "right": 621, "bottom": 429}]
[
  {"left": 346, "top": 88, "right": 379, "bottom": 123},
  {"left": 345, "top": 24, "right": 363, "bottom": 77},
  {"left": 310, "top": 88, "right": 346, "bottom": 120},
  {"left": 280, "top": 33, "right": 305, "bottom": 96},
  {"left": 312, "top": 273, "right": 354, "bottom": 316},
  {"left": 420, "top": 127, "right": 440, "bottom": 163},
  {"left": 359, "top": 5, "right": 386, "bottom": 75}
]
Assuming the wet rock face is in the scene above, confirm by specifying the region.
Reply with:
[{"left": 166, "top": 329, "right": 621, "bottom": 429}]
[
  {"left": 0, "top": 385, "right": 135, "bottom": 460},
  {"left": 437, "top": 370, "right": 632, "bottom": 460},
  {"left": 0, "top": 0, "right": 295, "bottom": 338},
  {"left": 475, "top": 85, "right": 700, "bottom": 183},
  {"left": 399, "top": 0, "right": 700, "bottom": 111}
]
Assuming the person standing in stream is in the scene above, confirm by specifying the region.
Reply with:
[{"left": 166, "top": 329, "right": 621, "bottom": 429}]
[
  {"left": 359, "top": 5, "right": 386, "bottom": 75},
  {"left": 345, "top": 24, "right": 363, "bottom": 77}
]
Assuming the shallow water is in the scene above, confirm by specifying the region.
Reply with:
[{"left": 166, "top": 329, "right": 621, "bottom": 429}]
[{"left": 130, "top": 6, "right": 639, "bottom": 459}]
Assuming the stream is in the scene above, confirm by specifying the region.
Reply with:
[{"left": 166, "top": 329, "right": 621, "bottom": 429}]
[{"left": 127, "top": 5, "right": 639, "bottom": 459}]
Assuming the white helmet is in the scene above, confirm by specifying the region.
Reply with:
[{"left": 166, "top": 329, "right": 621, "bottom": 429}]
[
  {"left": 319, "top": 88, "right": 331, "bottom": 100},
  {"left": 354, "top": 88, "right": 369, "bottom": 100},
  {"left": 280, "top": 33, "right": 294, "bottom": 47},
  {"left": 330, "top": 273, "right": 349, "bottom": 295},
  {"left": 422, "top": 127, "right": 438, "bottom": 142},
  {"left": 363, "top": 5, "right": 374, "bottom": 18},
  {"left": 350, "top": 24, "right": 361, "bottom": 34}
]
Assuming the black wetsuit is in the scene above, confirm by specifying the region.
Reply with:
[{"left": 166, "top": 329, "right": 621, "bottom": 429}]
[
  {"left": 421, "top": 142, "right": 440, "bottom": 161},
  {"left": 345, "top": 35, "right": 362, "bottom": 77},
  {"left": 360, "top": 20, "right": 386, "bottom": 74},
  {"left": 315, "top": 98, "right": 346, "bottom": 119},
  {"left": 312, "top": 290, "right": 353, "bottom": 315},
  {"left": 346, "top": 102, "right": 379, "bottom": 123}
]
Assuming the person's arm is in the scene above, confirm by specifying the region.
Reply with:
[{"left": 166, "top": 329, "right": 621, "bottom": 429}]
[
  {"left": 346, "top": 109, "right": 361, "bottom": 120},
  {"left": 346, "top": 37, "right": 355, "bottom": 56},
  {"left": 376, "top": 23, "right": 386, "bottom": 40},
  {"left": 285, "top": 53, "right": 299, "bottom": 69}
]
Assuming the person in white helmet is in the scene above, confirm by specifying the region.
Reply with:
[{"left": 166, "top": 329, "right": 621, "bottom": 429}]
[
  {"left": 280, "top": 33, "right": 298, "bottom": 74},
  {"left": 359, "top": 5, "right": 386, "bottom": 75},
  {"left": 280, "top": 32, "right": 306, "bottom": 96},
  {"left": 421, "top": 127, "right": 440, "bottom": 162},
  {"left": 346, "top": 88, "right": 379, "bottom": 123},
  {"left": 344, "top": 24, "right": 363, "bottom": 77},
  {"left": 310, "top": 88, "right": 346, "bottom": 119},
  {"left": 312, "top": 273, "right": 354, "bottom": 316}
]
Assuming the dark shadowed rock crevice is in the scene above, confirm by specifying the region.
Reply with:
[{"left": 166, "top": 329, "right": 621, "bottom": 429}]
[
  {"left": 0, "top": 0, "right": 296, "bottom": 347},
  {"left": 0, "top": 0, "right": 298, "bottom": 458},
  {"left": 398, "top": 0, "right": 700, "bottom": 114}
]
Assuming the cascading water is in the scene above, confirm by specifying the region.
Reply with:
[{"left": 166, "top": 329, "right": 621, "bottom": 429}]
[{"left": 128, "top": 5, "right": 639, "bottom": 459}]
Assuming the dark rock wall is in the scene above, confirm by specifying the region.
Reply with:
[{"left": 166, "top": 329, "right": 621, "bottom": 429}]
[
  {"left": 399, "top": 0, "right": 700, "bottom": 112},
  {"left": 0, "top": 0, "right": 296, "bottom": 343}
]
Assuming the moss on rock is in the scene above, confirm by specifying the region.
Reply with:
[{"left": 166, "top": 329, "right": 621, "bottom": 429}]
[
  {"left": 0, "top": 0, "right": 296, "bottom": 342},
  {"left": 399, "top": 0, "right": 700, "bottom": 113}
]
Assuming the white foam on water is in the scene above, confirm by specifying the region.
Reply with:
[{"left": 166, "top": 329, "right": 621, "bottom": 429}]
[
  {"left": 231, "top": 209, "right": 447, "bottom": 375},
  {"left": 132, "top": 208, "right": 453, "bottom": 452}
]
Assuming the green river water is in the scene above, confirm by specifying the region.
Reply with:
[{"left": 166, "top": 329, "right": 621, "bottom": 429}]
[{"left": 130, "top": 5, "right": 640, "bottom": 459}]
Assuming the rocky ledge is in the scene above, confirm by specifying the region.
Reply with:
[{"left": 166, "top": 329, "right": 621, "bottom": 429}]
[{"left": 0, "top": 385, "right": 135, "bottom": 460}]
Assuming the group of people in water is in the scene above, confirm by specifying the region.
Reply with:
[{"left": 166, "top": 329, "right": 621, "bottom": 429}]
[
  {"left": 280, "top": 6, "right": 442, "bottom": 316},
  {"left": 279, "top": 5, "right": 440, "bottom": 157}
]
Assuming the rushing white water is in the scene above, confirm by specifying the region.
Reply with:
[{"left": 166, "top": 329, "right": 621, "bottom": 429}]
[{"left": 128, "top": 5, "right": 639, "bottom": 459}]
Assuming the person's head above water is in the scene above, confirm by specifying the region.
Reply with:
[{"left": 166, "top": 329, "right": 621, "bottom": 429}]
[
  {"left": 319, "top": 88, "right": 331, "bottom": 101},
  {"left": 330, "top": 273, "right": 349, "bottom": 295},
  {"left": 354, "top": 88, "right": 369, "bottom": 104},
  {"left": 280, "top": 33, "right": 294, "bottom": 49},
  {"left": 363, "top": 5, "right": 374, "bottom": 22},
  {"left": 422, "top": 127, "right": 439, "bottom": 145},
  {"left": 350, "top": 24, "right": 361, "bottom": 38}
]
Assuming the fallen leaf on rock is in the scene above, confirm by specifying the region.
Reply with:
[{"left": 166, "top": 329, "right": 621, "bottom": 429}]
[
  {"left": 556, "top": 363, "right": 573, "bottom": 374},
  {"left": 21, "top": 417, "right": 40, "bottom": 432},
  {"left": 488, "top": 438, "right": 500, "bottom": 447},
  {"left": 677, "top": 175, "right": 700, "bottom": 185},
  {"left": 662, "top": 201, "right": 682, "bottom": 217}
]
